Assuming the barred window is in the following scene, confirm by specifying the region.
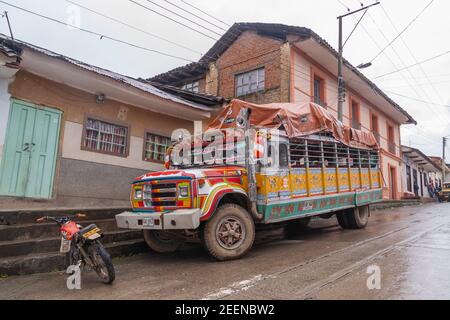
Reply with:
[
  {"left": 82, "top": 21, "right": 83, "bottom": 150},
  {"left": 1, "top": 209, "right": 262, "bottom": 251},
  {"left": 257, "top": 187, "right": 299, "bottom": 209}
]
[
  {"left": 83, "top": 118, "right": 128, "bottom": 156},
  {"left": 235, "top": 68, "right": 265, "bottom": 97},
  {"left": 144, "top": 132, "right": 171, "bottom": 162}
]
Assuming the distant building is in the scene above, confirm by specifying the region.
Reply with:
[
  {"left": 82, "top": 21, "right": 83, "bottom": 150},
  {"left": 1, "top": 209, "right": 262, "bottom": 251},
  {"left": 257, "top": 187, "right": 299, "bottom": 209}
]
[
  {"left": 401, "top": 146, "right": 441, "bottom": 199},
  {"left": 429, "top": 157, "right": 450, "bottom": 186},
  {"left": 150, "top": 22, "right": 416, "bottom": 200}
]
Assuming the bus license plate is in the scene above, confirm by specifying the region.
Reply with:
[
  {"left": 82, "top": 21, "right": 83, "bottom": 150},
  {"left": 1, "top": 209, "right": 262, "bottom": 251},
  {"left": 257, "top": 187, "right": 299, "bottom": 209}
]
[{"left": 143, "top": 218, "right": 154, "bottom": 227}]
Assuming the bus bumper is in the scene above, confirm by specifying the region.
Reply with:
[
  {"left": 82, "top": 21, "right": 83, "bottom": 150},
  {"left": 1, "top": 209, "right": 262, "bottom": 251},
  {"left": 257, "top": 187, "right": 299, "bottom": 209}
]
[{"left": 116, "top": 209, "right": 201, "bottom": 231}]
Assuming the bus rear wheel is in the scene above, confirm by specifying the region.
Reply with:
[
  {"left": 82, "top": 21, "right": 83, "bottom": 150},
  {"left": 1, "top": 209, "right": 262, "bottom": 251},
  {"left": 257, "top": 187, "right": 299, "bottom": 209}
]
[
  {"left": 203, "top": 204, "right": 255, "bottom": 261},
  {"left": 337, "top": 205, "right": 369, "bottom": 230}
]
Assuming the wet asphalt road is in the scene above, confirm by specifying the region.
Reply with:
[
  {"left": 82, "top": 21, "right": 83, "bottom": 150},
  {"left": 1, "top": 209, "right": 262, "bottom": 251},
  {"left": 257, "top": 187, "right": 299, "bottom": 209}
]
[{"left": 1, "top": 202, "right": 450, "bottom": 300}]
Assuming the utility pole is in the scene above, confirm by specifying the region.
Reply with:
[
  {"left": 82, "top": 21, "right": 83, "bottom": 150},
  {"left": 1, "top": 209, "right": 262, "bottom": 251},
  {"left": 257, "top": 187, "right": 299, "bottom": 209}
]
[
  {"left": 443, "top": 137, "right": 447, "bottom": 183},
  {"left": 337, "top": 2, "right": 380, "bottom": 122}
]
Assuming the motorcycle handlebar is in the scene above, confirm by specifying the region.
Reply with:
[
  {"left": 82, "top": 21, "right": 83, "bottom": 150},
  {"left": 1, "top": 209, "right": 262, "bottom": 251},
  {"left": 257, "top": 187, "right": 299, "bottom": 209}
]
[{"left": 35, "top": 213, "right": 87, "bottom": 224}]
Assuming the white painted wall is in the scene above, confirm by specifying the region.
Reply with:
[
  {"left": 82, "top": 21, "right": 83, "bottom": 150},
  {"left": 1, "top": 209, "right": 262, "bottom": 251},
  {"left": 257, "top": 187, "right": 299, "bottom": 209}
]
[{"left": 62, "top": 121, "right": 166, "bottom": 172}]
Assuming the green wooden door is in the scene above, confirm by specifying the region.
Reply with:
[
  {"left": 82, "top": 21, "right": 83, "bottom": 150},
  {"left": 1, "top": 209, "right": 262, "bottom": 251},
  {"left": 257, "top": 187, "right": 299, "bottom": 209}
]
[{"left": 0, "top": 100, "right": 61, "bottom": 199}]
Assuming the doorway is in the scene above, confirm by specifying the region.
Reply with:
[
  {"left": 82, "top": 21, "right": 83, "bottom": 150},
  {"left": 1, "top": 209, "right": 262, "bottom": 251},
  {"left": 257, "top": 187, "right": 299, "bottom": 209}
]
[
  {"left": 0, "top": 100, "right": 61, "bottom": 199},
  {"left": 389, "top": 165, "right": 397, "bottom": 200}
]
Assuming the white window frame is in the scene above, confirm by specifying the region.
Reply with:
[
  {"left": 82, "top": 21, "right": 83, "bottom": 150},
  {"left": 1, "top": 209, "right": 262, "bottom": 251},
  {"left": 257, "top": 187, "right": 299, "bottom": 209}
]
[
  {"left": 181, "top": 81, "right": 200, "bottom": 93},
  {"left": 143, "top": 131, "right": 171, "bottom": 163},
  {"left": 235, "top": 68, "right": 265, "bottom": 97},
  {"left": 83, "top": 117, "right": 129, "bottom": 157}
]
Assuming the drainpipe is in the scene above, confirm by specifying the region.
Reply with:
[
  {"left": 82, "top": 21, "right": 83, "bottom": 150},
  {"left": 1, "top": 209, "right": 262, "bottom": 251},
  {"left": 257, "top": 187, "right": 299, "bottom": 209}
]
[{"left": 241, "top": 108, "right": 264, "bottom": 221}]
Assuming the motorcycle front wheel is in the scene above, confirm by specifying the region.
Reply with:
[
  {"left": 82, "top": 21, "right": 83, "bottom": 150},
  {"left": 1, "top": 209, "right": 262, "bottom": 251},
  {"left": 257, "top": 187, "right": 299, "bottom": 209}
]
[{"left": 87, "top": 241, "right": 115, "bottom": 284}]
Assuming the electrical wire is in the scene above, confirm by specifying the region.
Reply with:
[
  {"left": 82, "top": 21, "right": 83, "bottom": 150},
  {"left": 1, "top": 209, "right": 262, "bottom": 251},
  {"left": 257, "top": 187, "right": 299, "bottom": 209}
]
[
  {"left": 384, "top": 90, "right": 450, "bottom": 108},
  {"left": 373, "top": 50, "right": 450, "bottom": 79},
  {"left": 179, "top": 0, "right": 230, "bottom": 27},
  {"left": 380, "top": 3, "right": 445, "bottom": 104},
  {"left": 66, "top": 0, "right": 203, "bottom": 56},
  {"left": 162, "top": 0, "right": 227, "bottom": 32},
  {"left": 126, "top": 0, "right": 218, "bottom": 41},
  {"left": 142, "top": 0, "right": 222, "bottom": 36},
  {"left": 369, "top": 0, "right": 435, "bottom": 63},
  {"left": 0, "top": 0, "right": 195, "bottom": 62}
]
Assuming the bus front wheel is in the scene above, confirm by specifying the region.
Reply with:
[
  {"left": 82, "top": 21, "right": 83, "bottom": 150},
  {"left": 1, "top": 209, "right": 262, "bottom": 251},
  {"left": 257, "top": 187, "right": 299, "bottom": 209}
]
[
  {"left": 203, "top": 204, "right": 255, "bottom": 261},
  {"left": 337, "top": 206, "right": 369, "bottom": 230}
]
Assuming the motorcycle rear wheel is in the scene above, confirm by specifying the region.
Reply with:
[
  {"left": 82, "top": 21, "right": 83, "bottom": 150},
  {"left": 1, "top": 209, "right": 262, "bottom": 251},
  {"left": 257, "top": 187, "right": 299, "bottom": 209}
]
[{"left": 87, "top": 241, "right": 115, "bottom": 284}]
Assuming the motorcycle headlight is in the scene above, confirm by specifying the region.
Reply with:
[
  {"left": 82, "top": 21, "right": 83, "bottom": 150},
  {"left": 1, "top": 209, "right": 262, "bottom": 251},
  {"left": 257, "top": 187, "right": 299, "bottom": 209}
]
[{"left": 178, "top": 185, "right": 189, "bottom": 198}]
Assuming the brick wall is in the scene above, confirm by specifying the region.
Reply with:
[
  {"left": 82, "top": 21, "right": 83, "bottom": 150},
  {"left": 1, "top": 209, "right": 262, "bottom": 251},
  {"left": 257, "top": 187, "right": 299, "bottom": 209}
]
[{"left": 214, "top": 31, "right": 286, "bottom": 103}]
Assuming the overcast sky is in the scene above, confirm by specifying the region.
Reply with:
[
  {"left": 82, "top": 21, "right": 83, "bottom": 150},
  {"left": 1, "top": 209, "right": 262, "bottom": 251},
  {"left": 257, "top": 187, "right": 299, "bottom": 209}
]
[{"left": 1, "top": 0, "right": 449, "bottom": 157}]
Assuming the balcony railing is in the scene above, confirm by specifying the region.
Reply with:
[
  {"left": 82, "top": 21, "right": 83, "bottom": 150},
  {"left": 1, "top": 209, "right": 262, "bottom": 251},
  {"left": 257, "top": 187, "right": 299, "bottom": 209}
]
[{"left": 388, "top": 142, "right": 396, "bottom": 155}]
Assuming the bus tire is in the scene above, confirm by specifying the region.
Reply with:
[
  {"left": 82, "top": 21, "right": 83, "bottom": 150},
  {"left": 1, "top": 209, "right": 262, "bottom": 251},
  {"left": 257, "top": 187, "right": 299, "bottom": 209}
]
[
  {"left": 346, "top": 206, "right": 370, "bottom": 229},
  {"left": 203, "top": 204, "right": 255, "bottom": 261},
  {"left": 143, "top": 230, "right": 183, "bottom": 253},
  {"left": 336, "top": 210, "right": 351, "bottom": 229}
]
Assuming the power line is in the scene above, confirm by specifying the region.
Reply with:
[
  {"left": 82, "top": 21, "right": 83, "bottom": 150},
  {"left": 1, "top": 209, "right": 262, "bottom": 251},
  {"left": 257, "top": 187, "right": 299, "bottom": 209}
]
[
  {"left": 380, "top": 79, "right": 450, "bottom": 90},
  {"left": 66, "top": 0, "right": 203, "bottom": 56},
  {"left": 373, "top": 50, "right": 450, "bottom": 79},
  {"left": 369, "top": 0, "right": 435, "bottom": 63},
  {"left": 179, "top": 0, "right": 230, "bottom": 27},
  {"left": 143, "top": 0, "right": 222, "bottom": 36},
  {"left": 359, "top": 1, "right": 450, "bottom": 124},
  {"left": 339, "top": 0, "right": 450, "bottom": 127},
  {"left": 0, "top": 0, "right": 195, "bottom": 62},
  {"left": 126, "top": 0, "right": 218, "bottom": 41},
  {"left": 380, "top": 3, "right": 445, "bottom": 104},
  {"left": 384, "top": 90, "right": 450, "bottom": 108},
  {"left": 376, "top": 74, "right": 450, "bottom": 82},
  {"left": 162, "top": 0, "right": 227, "bottom": 32}
]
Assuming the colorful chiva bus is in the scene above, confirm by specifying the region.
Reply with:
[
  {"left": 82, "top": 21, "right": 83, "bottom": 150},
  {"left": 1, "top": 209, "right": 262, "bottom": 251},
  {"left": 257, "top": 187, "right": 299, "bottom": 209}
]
[{"left": 116, "top": 100, "right": 383, "bottom": 261}]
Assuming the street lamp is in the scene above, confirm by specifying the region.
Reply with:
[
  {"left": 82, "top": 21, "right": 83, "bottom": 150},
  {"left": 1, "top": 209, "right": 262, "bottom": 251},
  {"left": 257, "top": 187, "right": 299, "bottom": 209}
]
[{"left": 357, "top": 62, "right": 373, "bottom": 69}]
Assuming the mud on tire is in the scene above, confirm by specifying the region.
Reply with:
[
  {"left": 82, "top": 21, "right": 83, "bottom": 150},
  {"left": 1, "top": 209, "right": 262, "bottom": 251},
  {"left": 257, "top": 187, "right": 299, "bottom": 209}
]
[{"left": 203, "top": 204, "right": 255, "bottom": 261}]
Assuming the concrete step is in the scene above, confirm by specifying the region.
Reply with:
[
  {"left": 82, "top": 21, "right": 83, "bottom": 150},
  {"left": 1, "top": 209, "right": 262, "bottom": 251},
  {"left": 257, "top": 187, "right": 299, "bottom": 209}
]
[
  {"left": 0, "top": 208, "right": 129, "bottom": 226},
  {"left": 0, "top": 229, "right": 143, "bottom": 258},
  {"left": 0, "top": 219, "right": 120, "bottom": 242},
  {"left": 371, "top": 199, "right": 422, "bottom": 211},
  {"left": 0, "top": 239, "right": 147, "bottom": 276}
]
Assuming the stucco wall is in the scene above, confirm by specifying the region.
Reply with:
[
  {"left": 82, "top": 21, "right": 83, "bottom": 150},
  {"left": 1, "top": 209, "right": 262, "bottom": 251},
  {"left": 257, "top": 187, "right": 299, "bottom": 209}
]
[
  {"left": 291, "top": 49, "right": 401, "bottom": 153},
  {"left": 2, "top": 71, "right": 196, "bottom": 208}
]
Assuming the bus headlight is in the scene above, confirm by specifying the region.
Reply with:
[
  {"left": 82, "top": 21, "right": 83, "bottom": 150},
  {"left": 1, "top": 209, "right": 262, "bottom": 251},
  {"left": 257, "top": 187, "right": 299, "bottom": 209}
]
[{"left": 178, "top": 185, "right": 189, "bottom": 198}]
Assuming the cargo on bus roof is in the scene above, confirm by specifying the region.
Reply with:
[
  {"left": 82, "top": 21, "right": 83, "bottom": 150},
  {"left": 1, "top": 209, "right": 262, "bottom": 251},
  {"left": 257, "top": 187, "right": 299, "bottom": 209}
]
[{"left": 208, "top": 99, "right": 379, "bottom": 150}]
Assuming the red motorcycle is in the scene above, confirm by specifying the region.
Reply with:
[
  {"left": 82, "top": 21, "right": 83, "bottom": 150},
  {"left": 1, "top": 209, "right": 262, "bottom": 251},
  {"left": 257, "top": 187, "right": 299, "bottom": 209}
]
[{"left": 37, "top": 214, "right": 115, "bottom": 284}]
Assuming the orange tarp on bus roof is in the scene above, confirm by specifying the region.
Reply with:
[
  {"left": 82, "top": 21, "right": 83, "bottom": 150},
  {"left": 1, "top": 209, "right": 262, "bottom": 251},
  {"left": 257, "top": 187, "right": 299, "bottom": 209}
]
[{"left": 208, "top": 99, "right": 378, "bottom": 150}]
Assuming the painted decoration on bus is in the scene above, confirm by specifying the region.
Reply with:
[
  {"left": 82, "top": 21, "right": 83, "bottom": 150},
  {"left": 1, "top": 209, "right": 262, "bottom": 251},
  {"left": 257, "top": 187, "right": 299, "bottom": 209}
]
[
  {"left": 351, "top": 168, "right": 361, "bottom": 189},
  {"left": 325, "top": 168, "right": 338, "bottom": 193},
  {"left": 309, "top": 168, "right": 323, "bottom": 194},
  {"left": 339, "top": 168, "right": 350, "bottom": 192},
  {"left": 361, "top": 168, "right": 370, "bottom": 189},
  {"left": 291, "top": 168, "right": 307, "bottom": 196}
]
